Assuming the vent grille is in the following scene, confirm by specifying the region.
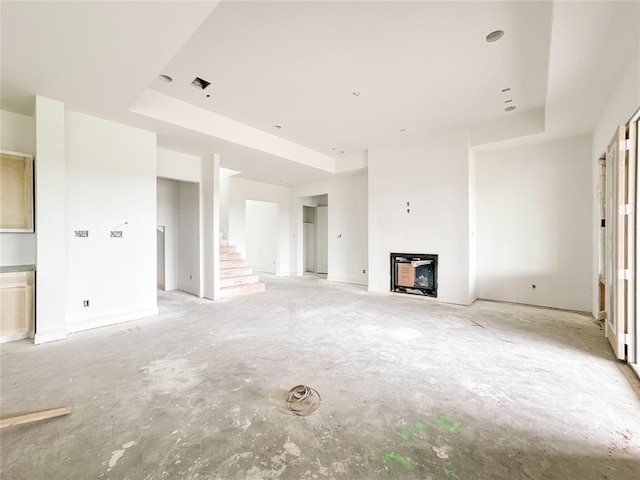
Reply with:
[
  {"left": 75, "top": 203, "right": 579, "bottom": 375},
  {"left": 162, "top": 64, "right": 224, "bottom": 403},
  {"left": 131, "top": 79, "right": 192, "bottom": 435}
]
[{"left": 191, "top": 77, "right": 211, "bottom": 90}]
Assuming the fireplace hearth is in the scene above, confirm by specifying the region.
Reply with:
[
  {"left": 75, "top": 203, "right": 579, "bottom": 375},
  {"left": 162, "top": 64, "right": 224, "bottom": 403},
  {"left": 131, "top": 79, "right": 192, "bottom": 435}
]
[{"left": 390, "top": 253, "right": 438, "bottom": 297}]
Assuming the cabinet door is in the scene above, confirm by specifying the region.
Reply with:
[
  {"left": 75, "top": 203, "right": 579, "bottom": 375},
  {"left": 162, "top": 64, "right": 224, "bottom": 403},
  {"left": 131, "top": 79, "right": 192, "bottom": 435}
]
[
  {"left": 0, "top": 271, "right": 34, "bottom": 342},
  {"left": 0, "top": 151, "right": 34, "bottom": 232}
]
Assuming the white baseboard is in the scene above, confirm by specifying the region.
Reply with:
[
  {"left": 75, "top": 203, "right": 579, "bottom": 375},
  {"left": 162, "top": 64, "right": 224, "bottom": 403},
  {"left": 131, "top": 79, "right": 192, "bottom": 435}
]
[
  {"left": 66, "top": 307, "right": 159, "bottom": 334},
  {"left": 34, "top": 328, "right": 67, "bottom": 345},
  {"left": 251, "top": 267, "right": 276, "bottom": 274},
  {"left": 327, "top": 275, "right": 367, "bottom": 286}
]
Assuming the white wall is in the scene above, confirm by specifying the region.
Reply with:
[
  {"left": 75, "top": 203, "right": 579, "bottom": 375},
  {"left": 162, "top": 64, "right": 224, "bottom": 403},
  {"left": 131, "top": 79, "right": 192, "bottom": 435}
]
[
  {"left": 245, "top": 200, "right": 278, "bottom": 273},
  {"left": 219, "top": 168, "right": 238, "bottom": 241},
  {"left": 0, "top": 110, "right": 36, "bottom": 266},
  {"left": 157, "top": 178, "right": 179, "bottom": 290},
  {"left": 157, "top": 148, "right": 201, "bottom": 183},
  {"left": 229, "top": 177, "right": 290, "bottom": 275},
  {"left": 178, "top": 181, "right": 200, "bottom": 295},
  {"left": 292, "top": 171, "right": 368, "bottom": 285},
  {"left": 591, "top": 50, "right": 640, "bottom": 316},
  {"left": 368, "top": 129, "right": 472, "bottom": 304},
  {"left": 65, "top": 110, "right": 157, "bottom": 331},
  {"left": 476, "top": 134, "right": 592, "bottom": 311}
]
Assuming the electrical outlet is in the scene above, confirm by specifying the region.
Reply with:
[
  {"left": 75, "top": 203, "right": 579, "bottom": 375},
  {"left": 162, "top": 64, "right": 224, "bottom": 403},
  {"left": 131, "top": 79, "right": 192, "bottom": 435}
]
[
  {"left": 363, "top": 269, "right": 366, "bottom": 274},
  {"left": 83, "top": 300, "right": 90, "bottom": 307}
]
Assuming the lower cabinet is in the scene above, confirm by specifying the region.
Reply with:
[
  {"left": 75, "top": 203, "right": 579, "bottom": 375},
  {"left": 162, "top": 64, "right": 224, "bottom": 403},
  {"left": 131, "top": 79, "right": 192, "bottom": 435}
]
[{"left": 0, "top": 271, "right": 34, "bottom": 342}]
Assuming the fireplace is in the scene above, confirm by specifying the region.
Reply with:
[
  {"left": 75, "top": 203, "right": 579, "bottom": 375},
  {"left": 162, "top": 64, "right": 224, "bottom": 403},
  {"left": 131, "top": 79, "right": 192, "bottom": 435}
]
[{"left": 390, "top": 253, "right": 438, "bottom": 297}]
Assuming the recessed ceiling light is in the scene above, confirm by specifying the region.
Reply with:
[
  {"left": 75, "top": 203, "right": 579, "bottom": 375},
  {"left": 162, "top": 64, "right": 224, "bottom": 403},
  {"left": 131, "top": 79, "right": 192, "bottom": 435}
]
[
  {"left": 505, "top": 106, "right": 516, "bottom": 112},
  {"left": 340, "top": 150, "right": 345, "bottom": 154},
  {"left": 501, "top": 88, "right": 511, "bottom": 92},
  {"left": 400, "top": 128, "right": 406, "bottom": 132},
  {"left": 352, "top": 91, "right": 361, "bottom": 96},
  {"left": 273, "top": 125, "right": 282, "bottom": 130},
  {"left": 331, "top": 147, "right": 336, "bottom": 151},
  {"left": 486, "top": 30, "right": 504, "bottom": 42},
  {"left": 158, "top": 74, "right": 173, "bottom": 83},
  {"left": 191, "top": 77, "right": 211, "bottom": 90}
]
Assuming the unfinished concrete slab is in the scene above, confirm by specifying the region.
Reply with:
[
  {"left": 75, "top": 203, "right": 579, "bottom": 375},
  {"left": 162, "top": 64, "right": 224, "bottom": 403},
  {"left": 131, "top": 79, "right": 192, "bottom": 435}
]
[{"left": 1, "top": 275, "right": 639, "bottom": 479}]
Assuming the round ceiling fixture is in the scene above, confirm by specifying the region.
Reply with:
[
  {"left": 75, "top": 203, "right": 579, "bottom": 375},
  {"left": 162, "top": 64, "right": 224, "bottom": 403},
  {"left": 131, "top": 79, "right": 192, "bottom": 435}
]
[
  {"left": 486, "top": 30, "right": 504, "bottom": 42},
  {"left": 505, "top": 106, "right": 517, "bottom": 112},
  {"left": 158, "top": 74, "right": 173, "bottom": 83},
  {"left": 273, "top": 125, "right": 282, "bottom": 130}
]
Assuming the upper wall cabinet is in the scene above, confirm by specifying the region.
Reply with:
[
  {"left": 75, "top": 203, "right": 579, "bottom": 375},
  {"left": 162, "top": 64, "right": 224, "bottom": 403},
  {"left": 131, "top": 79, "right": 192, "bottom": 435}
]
[{"left": 0, "top": 150, "right": 34, "bottom": 232}]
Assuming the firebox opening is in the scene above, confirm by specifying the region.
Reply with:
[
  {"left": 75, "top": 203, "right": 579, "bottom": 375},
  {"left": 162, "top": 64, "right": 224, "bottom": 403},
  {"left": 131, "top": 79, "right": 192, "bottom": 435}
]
[{"left": 390, "top": 253, "right": 438, "bottom": 297}]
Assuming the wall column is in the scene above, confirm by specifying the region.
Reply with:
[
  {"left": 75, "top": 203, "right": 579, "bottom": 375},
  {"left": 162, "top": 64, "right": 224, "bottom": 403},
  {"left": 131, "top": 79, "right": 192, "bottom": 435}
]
[
  {"left": 34, "top": 96, "right": 67, "bottom": 343},
  {"left": 200, "top": 153, "right": 220, "bottom": 300}
]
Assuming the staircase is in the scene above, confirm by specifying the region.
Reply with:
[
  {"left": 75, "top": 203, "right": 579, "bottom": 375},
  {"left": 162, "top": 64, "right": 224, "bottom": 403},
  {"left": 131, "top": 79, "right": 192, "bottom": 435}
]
[{"left": 220, "top": 245, "right": 266, "bottom": 298}]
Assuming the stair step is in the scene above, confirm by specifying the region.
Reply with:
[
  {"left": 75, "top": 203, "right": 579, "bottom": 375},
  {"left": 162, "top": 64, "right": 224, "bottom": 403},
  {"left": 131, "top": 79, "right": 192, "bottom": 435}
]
[
  {"left": 220, "top": 274, "right": 259, "bottom": 288},
  {"left": 220, "top": 252, "right": 242, "bottom": 261},
  {"left": 220, "top": 282, "right": 266, "bottom": 298},
  {"left": 221, "top": 259, "right": 246, "bottom": 269},
  {"left": 220, "top": 245, "right": 236, "bottom": 253},
  {"left": 220, "top": 266, "right": 253, "bottom": 278}
]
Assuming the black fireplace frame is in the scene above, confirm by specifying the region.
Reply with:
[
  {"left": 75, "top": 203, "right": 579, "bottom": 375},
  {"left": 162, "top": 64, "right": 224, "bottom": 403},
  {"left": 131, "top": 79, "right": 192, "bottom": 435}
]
[{"left": 390, "top": 253, "right": 438, "bottom": 298}]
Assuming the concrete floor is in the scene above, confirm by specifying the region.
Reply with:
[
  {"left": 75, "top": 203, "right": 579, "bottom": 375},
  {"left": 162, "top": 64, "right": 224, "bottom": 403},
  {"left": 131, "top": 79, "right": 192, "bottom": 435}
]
[{"left": 1, "top": 274, "right": 640, "bottom": 480}]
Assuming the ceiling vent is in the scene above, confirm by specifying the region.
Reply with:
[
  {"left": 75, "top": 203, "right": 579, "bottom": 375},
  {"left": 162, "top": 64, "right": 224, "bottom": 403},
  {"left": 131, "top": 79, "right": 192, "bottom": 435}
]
[{"left": 191, "top": 77, "right": 211, "bottom": 90}]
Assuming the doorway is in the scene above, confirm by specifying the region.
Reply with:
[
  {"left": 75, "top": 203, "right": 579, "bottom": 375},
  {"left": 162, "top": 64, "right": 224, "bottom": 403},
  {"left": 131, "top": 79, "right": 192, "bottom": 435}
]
[
  {"left": 301, "top": 194, "right": 328, "bottom": 275},
  {"left": 156, "top": 178, "right": 200, "bottom": 295}
]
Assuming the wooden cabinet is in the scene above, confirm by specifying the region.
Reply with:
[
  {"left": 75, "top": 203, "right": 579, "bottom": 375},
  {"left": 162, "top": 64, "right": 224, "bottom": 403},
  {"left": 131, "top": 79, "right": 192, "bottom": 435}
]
[
  {"left": 0, "top": 270, "right": 34, "bottom": 342},
  {"left": 0, "top": 151, "right": 34, "bottom": 232}
]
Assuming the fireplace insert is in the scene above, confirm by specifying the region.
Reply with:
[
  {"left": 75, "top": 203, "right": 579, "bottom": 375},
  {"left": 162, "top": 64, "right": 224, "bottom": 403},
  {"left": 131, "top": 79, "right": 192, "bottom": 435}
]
[{"left": 390, "top": 253, "right": 438, "bottom": 297}]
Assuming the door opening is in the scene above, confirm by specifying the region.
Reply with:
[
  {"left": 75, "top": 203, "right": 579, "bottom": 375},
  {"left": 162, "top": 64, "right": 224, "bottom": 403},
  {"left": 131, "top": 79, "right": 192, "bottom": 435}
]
[{"left": 300, "top": 194, "right": 328, "bottom": 277}]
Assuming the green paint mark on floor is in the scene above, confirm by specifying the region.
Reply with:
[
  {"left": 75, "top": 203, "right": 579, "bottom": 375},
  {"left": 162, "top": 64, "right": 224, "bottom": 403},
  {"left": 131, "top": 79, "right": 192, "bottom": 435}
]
[
  {"left": 382, "top": 452, "right": 413, "bottom": 469},
  {"left": 414, "top": 422, "right": 424, "bottom": 429},
  {"left": 435, "top": 416, "right": 461, "bottom": 433},
  {"left": 445, "top": 467, "right": 459, "bottom": 478},
  {"left": 397, "top": 430, "right": 411, "bottom": 440}
]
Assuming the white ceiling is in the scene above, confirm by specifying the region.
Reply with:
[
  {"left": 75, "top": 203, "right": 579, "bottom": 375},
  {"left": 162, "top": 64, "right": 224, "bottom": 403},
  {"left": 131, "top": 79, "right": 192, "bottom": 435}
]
[{"left": 1, "top": 1, "right": 638, "bottom": 186}]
